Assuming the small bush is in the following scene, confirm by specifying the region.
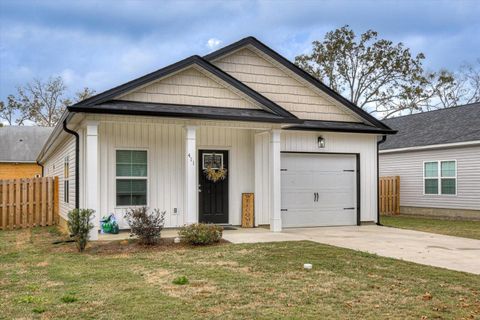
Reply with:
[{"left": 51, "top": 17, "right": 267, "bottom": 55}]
[
  {"left": 124, "top": 207, "right": 166, "bottom": 245},
  {"left": 67, "top": 209, "right": 95, "bottom": 252},
  {"left": 61, "top": 295, "right": 77, "bottom": 303},
  {"left": 32, "top": 307, "right": 46, "bottom": 314},
  {"left": 179, "top": 223, "right": 223, "bottom": 245},
  {"left": 172, "top": 276, "right": 189, "bottom": 285}
]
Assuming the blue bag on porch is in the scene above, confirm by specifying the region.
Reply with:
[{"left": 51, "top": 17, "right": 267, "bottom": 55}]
[{"left": 101, "top": 214, "right": 119, "bottom": 234}]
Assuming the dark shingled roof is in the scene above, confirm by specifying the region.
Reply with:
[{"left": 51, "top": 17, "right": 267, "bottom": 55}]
[
  {"left": 0, "top": 126, "right": 53, "bottom": 162},
  {"left": 380, "top": 102, "right": 480, "bottom": 150},
  {"left": 75, "top": 100, "right": 299, "bottom": 123}
]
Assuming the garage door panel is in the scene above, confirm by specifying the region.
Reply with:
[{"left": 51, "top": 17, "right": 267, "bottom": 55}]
[
  {"left": 281, "top": 153, "right": 357, "bottom": 228},
  {"left": 314, "top": 172, "right": 354, "bottom": 186},
  {"left": 316, "top": 191, "right": 354, "bottom": 207},
  {"left": 282, "top": 209, "right": 356, "bottom": 227},
  {"left": 281, "top": 172, "right": 314, "bottom": 190},
  {"left": 282, "top": 191, "right": 314, "bottom": 209}
]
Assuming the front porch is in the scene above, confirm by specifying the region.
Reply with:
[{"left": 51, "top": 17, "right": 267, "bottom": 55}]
[{"left": 80, "top": 115, "right": 283, "bottom": 240}]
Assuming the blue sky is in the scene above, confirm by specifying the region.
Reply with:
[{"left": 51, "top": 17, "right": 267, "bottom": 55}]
[{"left": 1, "top": 0, "right": 479, "bottom": 102}]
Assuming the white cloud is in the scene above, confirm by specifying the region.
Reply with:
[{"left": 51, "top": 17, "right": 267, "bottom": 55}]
[{"left": 206, "top": 38, "right": 222, "bottom": 51}]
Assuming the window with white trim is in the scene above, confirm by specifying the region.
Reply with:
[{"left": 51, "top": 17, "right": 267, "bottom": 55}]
[
  {"left": 116, "top": 150, "right": 147, "bottom": 206},
  {"left": 424, "top": 160, "right": 456, "bottom": 195},
  {"left": 64, "top": 156, "right": 70, "bottom": 203}
]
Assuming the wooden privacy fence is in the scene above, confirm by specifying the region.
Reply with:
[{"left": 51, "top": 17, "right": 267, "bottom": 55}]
[
  {"left": 379, "top": 176, "right": 400, "bottom": 215},
  {"left": 0, "top": 177, "right": 59, "bottom": 230}
]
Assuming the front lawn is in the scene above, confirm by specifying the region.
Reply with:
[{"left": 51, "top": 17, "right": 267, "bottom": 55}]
[
  {"left": 381, "top": 215, "right": 480, "bottom": 240},
  {"left": 1, "top": 227, "right": 479, "bottom": 319}
]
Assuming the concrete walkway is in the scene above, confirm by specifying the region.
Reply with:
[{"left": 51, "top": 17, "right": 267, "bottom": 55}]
[{"left": 222, "top": 226, "right": 480, "bottom": 275}]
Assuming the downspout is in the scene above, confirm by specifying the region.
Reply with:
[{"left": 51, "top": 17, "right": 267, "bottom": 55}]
[
  {"left": 377, "top": 135, "right": 387, "bottom": 225},
  {"left": 36, "top": 161, "right": 44, "bottom": 177},
  {"left": 62, "top": 117, "right": 80, "bottom": 210}
]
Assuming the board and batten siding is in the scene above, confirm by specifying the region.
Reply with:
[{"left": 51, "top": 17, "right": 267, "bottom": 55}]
[
  {"left": 43, "top": 135, "right": 76, "bottom": 220},
  {"left": 212, "top": 48, "right": 359, "bottom": 122},
  {"left": 117, "top": 66, "right": 260, "bottom": 110},
  {"left": 254, "top": 131, "right": 379, "bottom": 224},
  {"left": 93, "top": 115, "right": 256, "bottom": 228},
  {"left": 380, "top": 146, "right": 480, "bottom": 210}
]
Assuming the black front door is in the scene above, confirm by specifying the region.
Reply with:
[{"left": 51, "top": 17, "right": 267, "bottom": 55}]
[{"left": 198, "top": 150, "right": 229, "bottom": 224}]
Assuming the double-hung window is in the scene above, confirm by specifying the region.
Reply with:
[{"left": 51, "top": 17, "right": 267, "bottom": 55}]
[
  {"left": 116, "top": 150, "right": 147, "bottom": 206},
  {"left": 424, "top": 160, "right": 456, "bottom": 195},
  {"left": 64, "top": 156, "right": 69, "bottom": 203}
]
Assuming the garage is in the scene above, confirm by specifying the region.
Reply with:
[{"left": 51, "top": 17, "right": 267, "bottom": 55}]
[{"left": 280, "top": 153, "right": 358, "bottom": 227}]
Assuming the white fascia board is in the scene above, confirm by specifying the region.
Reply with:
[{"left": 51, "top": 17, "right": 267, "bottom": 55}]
[{"left": 380, "top": 140, "right": 480, "bottom": 154}]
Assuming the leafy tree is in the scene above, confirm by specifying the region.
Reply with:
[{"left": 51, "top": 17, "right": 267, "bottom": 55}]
[
  {"left": 75, "top": 87, "right": 96, "bottom": 102},
  {"left": 295, "top": 26, "right": 426, "bottom": 118},
  {"left": 1, "top": 77, "right": 96, "bottom": 126},
  {"left": 16, "top": 77, "right": 69, "bottom": 127},
  {"left": 0, "top": 95, "right": 28, "bottom": 125},
  {"left": 295, "top": 26, "right": 479, "bottom": 118}
]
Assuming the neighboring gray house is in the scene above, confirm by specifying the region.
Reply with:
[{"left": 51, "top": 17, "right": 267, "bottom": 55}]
[{"left": 379, "top": 103, "right": 480, "bottom": 219}]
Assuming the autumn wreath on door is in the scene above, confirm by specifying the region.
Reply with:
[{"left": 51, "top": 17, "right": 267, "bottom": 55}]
[{"left": 203, "top": 152, "right": 227, "bottom": 182}]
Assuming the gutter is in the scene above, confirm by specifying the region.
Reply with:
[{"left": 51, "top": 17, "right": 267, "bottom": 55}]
[
  {"left": 377, "top": 135, "right": 387, "bottom": 226},
  {"left": 62, "top": 117, "right": 80, "bottom": 210}
]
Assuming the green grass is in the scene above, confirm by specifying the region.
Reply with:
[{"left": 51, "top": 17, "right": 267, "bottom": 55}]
[
  {"left": 381, "top": 215, "right": 480, "bottom": 240},
  {"left": 1, "top": 227, "right": 479, "bottom": 319}
]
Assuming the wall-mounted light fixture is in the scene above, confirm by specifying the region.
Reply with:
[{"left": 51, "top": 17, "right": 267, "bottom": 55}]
[{"left": 318, "top": 136, "right": 326, "bottom": 148}]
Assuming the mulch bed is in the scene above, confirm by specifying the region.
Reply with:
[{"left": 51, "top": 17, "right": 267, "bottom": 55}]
[{"left": 50, "top": 236, "right": 230, "bottom": 255}]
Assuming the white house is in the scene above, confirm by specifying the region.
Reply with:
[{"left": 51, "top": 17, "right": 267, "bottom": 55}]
[
  {"left": 37, "top": 37, "right": 395, "bottom": 239},
  {"left": 379, "top": 103, "right": 480, "bottom": 220}
]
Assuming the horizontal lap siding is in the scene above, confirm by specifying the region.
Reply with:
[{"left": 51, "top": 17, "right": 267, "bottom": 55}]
[
  {"left": 380, "top": 146, "right": 480, "bottom": 210},
  {"left": 43, "top": 136, "right": 76, "bottom": 220},
  {"left": 213, "top": 48, "right": 359, "bottom": 122},
  {"left": 118, "top": 67, "right": 258, "bottom": 109}
]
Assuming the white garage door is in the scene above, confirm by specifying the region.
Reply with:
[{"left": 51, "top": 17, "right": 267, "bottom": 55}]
[{"left": 281, "top": 153, "right": 357, "bottom": 227}]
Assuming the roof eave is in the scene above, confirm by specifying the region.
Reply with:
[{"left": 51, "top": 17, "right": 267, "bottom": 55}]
[
  {"left": 36, "top": 110, "right": 74, "bottom": 164},
  {"left": 283, "top": 126, "right": 396, "bottom": 135},
  {"left": 68, "top": 105, "right": 302, "bottom": 124}
]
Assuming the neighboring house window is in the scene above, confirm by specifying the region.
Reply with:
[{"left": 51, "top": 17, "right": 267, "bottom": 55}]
[
  {"left": 116, "top": 150, "right": 147, "bottom": 206},
  {"left": 424, "top": 161, "right": 456, "bottom": 195},
  {"left": 64, "top": 156, "right": 69, "bottom": 203}
]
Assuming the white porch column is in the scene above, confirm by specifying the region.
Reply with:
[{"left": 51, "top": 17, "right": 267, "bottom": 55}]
[
  {"left": 184, "top": 126, "right": 198, "bottom": 225},
  {"left": 85, "top": 121, "right": 100, "bottom": 240},
  {"left": 270, "top": 129, "right": 282, "bottom": 232}
]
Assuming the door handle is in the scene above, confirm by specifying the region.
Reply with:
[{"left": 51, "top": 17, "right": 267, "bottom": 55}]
[{"left": 313, "top": 192, "right": 319, "bottom": 202}]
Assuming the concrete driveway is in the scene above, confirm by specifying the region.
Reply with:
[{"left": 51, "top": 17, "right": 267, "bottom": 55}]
[{"left": 223, "top": 225, "right": 480, "bottom": 275}]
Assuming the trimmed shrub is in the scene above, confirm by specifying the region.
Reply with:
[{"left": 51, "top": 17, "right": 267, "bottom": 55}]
[
  {"left": 124, "top": 207, "right": 166, "bottom": 245},
  {"left": 178, "top": 223, "right": 223, "bottom": 245},
  {"left": 67, "top": 208, "right": 95, "bottom": 252}
]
